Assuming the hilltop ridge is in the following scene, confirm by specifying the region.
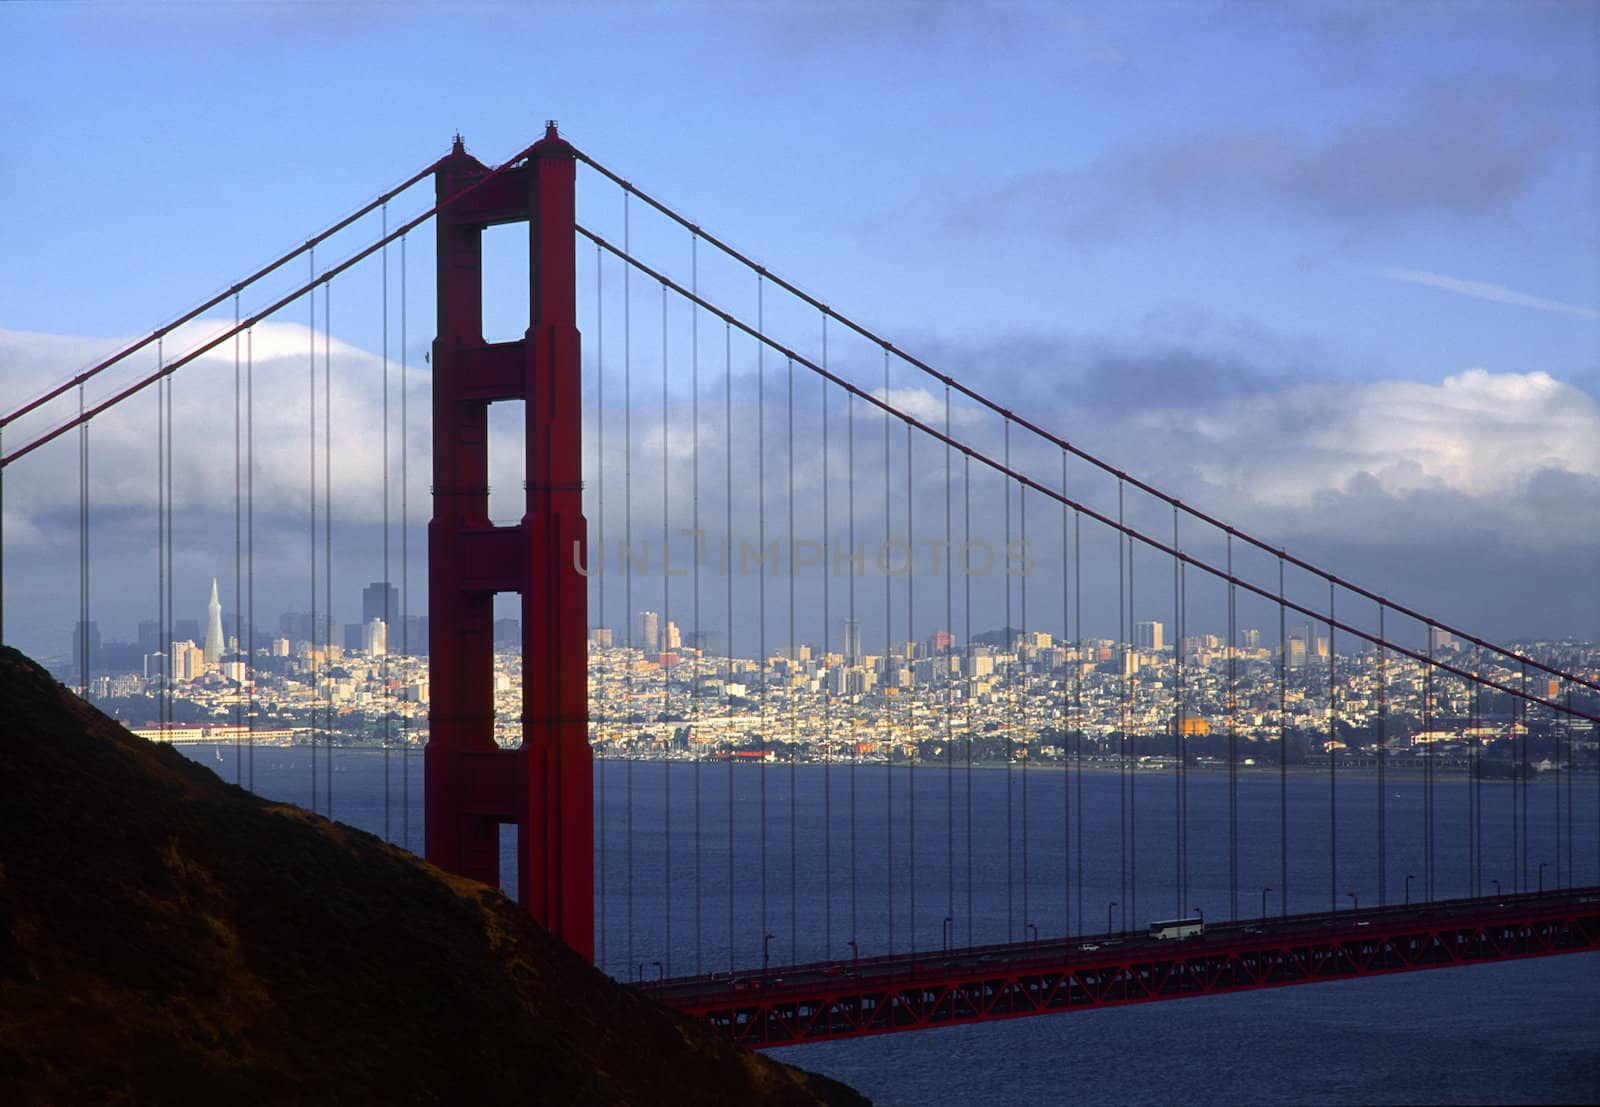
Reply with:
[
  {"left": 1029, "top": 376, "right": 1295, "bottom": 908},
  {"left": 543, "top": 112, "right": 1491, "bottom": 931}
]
[{"left": 0, "top": 645, "right": 865, "bottom": 1105}]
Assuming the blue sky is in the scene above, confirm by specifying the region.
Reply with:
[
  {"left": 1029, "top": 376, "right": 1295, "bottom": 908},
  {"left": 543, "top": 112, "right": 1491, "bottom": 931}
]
[{"left": 2, "top": 0, "right": 1597, "bottom": 655}]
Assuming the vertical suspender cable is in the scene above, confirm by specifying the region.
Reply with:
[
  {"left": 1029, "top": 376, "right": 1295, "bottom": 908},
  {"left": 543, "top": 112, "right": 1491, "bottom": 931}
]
[
  {"left": 789, "top": 358, "right": 798, "bottom": 963},
  {"left": 883, "top": 347, "right": 894, "bottom": 955},
  {"left": 691, "top": 236, "right": 702, "bottom": 977},
  {"left": 1074, "top": 506, "right": 1083, "bottom": 934},
  {"left": 1424, "top": 627, "right": 1434, "bottom": 900},
  {"left": 1228, "top": 535, "right": 1238, "bottom": 921},
  {"left": 1472, "top": 648, "right": 1482, "bottom": 897},
  {"left": 1173, "top": 510, "right": 1183, "bottom": 920},
  {"left": 1019, "top": 480, "right": 1028, "bottom": 940},
  {"left": 156, "top": 340, "right": 165, "bottom": 733},
  {"left": 623, "top": 193, "right": 634, "bottom": 977},
  {"left": 758, "top": 277, "right": 769, "bottom": 958},
  {"left": 78, "top": 383, "right": 87, "bottom": 698},
  {"left": 1565, "top": 688, "right": 1573, "bottom": 888},
  {"left": 1378, "top": 604, "right": 1387, "bottom": 904},
  {"left": 595, "top": 241, "right": 606, "bottom": 969},
  {"left": 595, "top": 239, "right": 604, "bottom": 966},
  {"left": 381, "top": 207, "right": 391, "bottom": 841},
  {"left": 906, "top": 420, "right": 916, "bottom": 954},
  {"left": 1328, "top": 583, "right": 1337, "bottom": 913},
  {"left": 1127, "top": 493, "right": 1137, "bottom": 926},
  {"left": 165, "top": 346, "right": 173, "bottom": 737},
  {"left": 1181, "top": 559, "right": 1189, "bottom": 911},
  {"left": 1004, "top": 424, "right": 1013, "bottom": 942},
  {"left": 849, "top": 393, "right": 859, "bottom": 950},
  {"left": 1117, "top": 480, "right": 1126, "bottom": 922},
  {"left": 1278, "top": 555, "right": 1287, "bottom": 916},
  {"left": 234, "top": 293, "right": 243, "bottom": 783},
  {"left": 964, "top": 452, "right": 974, "bottom": 946},
  {"left": 724, "top": 320, "right": 735, "bottom": 973},
  {"left": 948, "top": 392, "right": 957, "bottom": 942},
  {"left": 1061, "top": 450, "right": 1069, "bottom": 937},
  {"left": 399, "top": 234, "right": 410, "bottom": 849},
  {"left": 821, "top": 352, "right": 832, "bottom": 958},
  {"left": 1520, "top": 661, "right": 1530, "bottom": 890},
  {"left": 324, "top": 283, "right": 333, "bottom": 817},
  {"left": 309, "top": 248, "right": 319, "bottom": 813},
  {"left": 1472, "top": 647, "right": 1482, "bottom": 897},
  {"left": 661, "top": 283, "right": 672, "bottom": 976},
  {"left": 247, "top": 326, "right": 256, "bottom": 793}
]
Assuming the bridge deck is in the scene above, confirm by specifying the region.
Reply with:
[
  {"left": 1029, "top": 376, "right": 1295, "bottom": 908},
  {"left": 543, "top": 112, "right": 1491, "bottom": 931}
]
[{"left": 652, "top": 889, "right": 1600, "bottom": 1047}]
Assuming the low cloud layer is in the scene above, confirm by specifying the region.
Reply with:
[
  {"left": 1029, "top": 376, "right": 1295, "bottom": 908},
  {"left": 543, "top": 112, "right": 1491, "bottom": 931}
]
[{"left": 2, "top": 320, "right": 1595, "bottom": 653}]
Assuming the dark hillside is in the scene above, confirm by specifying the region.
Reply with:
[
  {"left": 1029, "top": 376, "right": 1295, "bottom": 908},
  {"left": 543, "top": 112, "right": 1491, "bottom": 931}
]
[{"left": 0, "top": 646, "right": 865, "bottom": 1105}]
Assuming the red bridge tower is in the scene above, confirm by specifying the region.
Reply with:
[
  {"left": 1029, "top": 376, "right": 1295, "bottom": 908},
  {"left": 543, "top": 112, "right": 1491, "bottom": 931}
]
[{"left": 425, "top": 125, "right": 592, "bottom": 960}]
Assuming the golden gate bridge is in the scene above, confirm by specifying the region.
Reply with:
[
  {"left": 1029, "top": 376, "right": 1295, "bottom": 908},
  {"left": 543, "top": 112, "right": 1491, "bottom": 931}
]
[{"left": 2, "top": 124, "right": 1597, "bottom": 1047}]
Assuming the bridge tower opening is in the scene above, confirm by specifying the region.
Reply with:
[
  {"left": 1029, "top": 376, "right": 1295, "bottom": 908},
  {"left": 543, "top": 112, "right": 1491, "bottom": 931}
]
[{"left": 425, "top": 124, "right": 593, "bottom": 961}]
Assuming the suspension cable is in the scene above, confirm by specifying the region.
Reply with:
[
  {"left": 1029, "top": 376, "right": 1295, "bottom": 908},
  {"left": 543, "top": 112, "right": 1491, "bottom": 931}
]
[
  {"left": 566, "top": 151, "right": 1597, "bottom": 696},
  {"left": 1, "top": 162, "right": 438, "bottom": 433},
  {"left": 570, "top": 228, "right": 1598, "bottom": 723}
]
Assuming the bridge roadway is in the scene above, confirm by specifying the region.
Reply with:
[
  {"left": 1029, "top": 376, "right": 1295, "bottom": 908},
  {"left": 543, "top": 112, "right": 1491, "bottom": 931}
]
[{"left": 649, "top": 888, "right": 1600, "bottom": 1046}]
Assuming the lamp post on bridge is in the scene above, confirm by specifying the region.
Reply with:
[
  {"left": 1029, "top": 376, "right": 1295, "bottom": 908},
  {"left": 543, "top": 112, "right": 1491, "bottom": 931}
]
[
  {"left": 1261, "top": 887, "right": 1273, "bottom": 922},
  {"left": 943, "top": 916, "right": 954, "bottom": 954},
  {"left": 1347, "top": 891, "right": 1358, "bottom": 913},
  {"left": 1405, "top": 873, "right": 1415, "bottom": 906},
  {"left": 1107, "top": 900, "right": 1118, "bottom": 936},
  {"left": 1539, "top": 861, "right": 1549, "bottom": 893},
  {"left": 1492, "top": 878, "right": 1502, "bottom": 901},
  {"left": 763, "top": 933, "right": 775, "bottom": 979},
  {"left": 1026, "top": 922, "right": 1038, "bottom": 951},
  {"left": 847, "top": 939, "right": 859, "bottom": 975}
]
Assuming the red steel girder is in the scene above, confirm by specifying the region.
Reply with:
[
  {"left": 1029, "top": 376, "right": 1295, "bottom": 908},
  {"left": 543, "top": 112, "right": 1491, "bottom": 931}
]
[{"left": 661, "top": 893, "right": 1600, "bottom": 1047}]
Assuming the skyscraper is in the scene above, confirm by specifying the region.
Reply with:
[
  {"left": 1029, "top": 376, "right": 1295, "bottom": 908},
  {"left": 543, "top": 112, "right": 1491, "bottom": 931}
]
[
  {"left": 1136, "top": 620, "right": 1165, "bottom": 650},
  {"left": 635, "top": 610, "right": 660, "bottom": 652},
  {"left": 203, "top": 579, "right": 225, "bottom": 664},
  {"left": 363, "top": 581, "right": 400, "bottom": 627},
  {"left": 843, "top": 618, "right": 862, "bottom": 665}
]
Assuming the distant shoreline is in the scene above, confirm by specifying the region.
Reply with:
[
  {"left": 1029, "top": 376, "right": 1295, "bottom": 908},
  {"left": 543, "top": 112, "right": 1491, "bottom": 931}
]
[{"left": 170, "top": 739, "right": 1594, "bottom": 782}]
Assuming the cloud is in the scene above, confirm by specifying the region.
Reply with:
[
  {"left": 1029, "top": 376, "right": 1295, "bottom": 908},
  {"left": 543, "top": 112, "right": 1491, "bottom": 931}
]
[
  {"left": 949, "top": 78, "right": 1565, "bottom": 242},
  {"left": 5, "top": 321, "right": 1596, "bottom": 652},
  {"left": 1374, "top": 268, "right": 1599, "bottom": 320}
]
